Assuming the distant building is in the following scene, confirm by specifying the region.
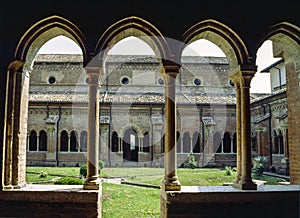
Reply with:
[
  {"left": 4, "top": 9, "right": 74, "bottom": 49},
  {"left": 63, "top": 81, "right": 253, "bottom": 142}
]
[
  {"left": 250, "top": 58, "right": 289, "bottom": 175},
  {"left": 27, "top": 54, "right": 238, "bottom": 168},
  {"left": 26, "top": 54, "right": 289, "bottom": 174}
]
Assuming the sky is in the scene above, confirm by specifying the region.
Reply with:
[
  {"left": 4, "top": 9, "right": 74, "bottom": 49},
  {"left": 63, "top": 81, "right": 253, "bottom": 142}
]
[{"left": 37, "top": 36, "right": 281, "bottom": 93}]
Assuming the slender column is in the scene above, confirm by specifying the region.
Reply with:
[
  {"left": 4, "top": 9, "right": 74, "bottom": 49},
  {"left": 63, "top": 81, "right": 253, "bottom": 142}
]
[
  {"left": 162, "top": 63, "right": 181, "bottom": 191},
  {"left": 84, "top": 67, "right": 101, "bottom": 190},
  {"left": 78, "top": 135, "right": 81, "bottom": 152},
  {"left": 239, "top": 75, "right": 257, "bottom": 190},
  {"left": 67, "top": 133, "right": 70, "bottom": 152},
  {"left": 230, "top": 76, "right": 242, "bottom": 187},
  {"left": 11, "top": 62, "right": 28, "bottom": 189},
  {"left": 190, "top": 133, "right": 193, "bottom": 153},
  {"left": 3, "top": 64, "right": 18, "bottom": 189}
]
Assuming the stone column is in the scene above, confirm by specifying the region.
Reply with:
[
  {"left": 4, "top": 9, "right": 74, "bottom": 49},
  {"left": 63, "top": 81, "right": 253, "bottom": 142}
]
[
  {"left": 233, "top": 82, "right": 242, "bottom": 186},
  {"left": 239, "top": 74, "right": 257, "bottom": 190},
  {"left": 4, "top": 61, "right": 28, "bottom": 189},
  {"left": 161, "top": 62, "right": 181, "bottom": 191},
  {"left": 83, "top": 67, "right": 101, "bottom": 190}
]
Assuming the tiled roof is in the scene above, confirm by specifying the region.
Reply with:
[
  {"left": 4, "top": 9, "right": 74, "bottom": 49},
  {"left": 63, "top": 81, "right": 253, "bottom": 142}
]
[
  {"left": 33, "top": 54, "right": 228, "bottom": 65},
  {"left": 28, "top": 92, "right": 236, "bottom": 105},
  {"left": 34, "top": 54, "right": 83, "bottom": 63}
]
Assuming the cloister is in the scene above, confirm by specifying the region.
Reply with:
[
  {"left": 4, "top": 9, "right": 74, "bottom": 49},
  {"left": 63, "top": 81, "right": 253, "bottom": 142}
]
[{"left": 0, "top": 1, "right": 299, "bottom": 217}]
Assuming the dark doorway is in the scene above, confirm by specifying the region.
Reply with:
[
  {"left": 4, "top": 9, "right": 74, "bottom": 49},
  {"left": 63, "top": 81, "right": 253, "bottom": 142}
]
[{"left": 123, "top": 128, "right": 139, "bottom": 162}]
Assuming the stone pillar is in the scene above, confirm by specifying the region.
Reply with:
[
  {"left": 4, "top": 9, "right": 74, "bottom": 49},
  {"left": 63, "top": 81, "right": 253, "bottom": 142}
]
[
  {"left": 3, "top": 64, "right": 18, "bottom": 189},
  {"left": 239, "top": 74, "right": 257, "bottom": 190},
  {"left": 3, "top": 61, "right": 28, "bottom": 189},
  {"left": 230, "top": 67, "right": 256, "bottom": 190},
  {"left": 161, "top": 62, "right": 181, "bottom": 191},
  {"left": 232, "top": 81, "right": 242, "bottom": 186},
  {"left": 83, "top": 67, "right": 101, "bottom": 190}
]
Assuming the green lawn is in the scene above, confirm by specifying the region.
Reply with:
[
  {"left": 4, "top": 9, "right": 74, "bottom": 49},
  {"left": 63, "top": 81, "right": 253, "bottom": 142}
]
[
  {"left": 102, "top": 182, "right": 160, "bottom": 218},
  {"left": 26, "top": 166, "right": 286, "bottom": 218}
]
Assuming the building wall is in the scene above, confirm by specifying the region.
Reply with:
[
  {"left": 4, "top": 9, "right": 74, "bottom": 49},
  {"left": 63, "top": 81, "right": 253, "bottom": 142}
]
[{"left": 27, "top": 54, "right": 237, "bottom": 167}]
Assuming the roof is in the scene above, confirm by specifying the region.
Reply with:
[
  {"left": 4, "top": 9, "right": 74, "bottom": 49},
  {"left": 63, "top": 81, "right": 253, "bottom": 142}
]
[
  {"left": 28, "top": 91, "right": 236, "bottom": 105},
  {"left": 260, "top": 58, "right": 284, "bottom": 73},
  {"left": 33, "top": 54, "right": 228, "bottom": 65}
]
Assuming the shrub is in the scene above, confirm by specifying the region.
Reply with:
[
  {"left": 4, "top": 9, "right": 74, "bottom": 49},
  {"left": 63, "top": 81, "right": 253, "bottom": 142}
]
[
  {"left": 80, "top": 165, "right": 87, "bottom": 178},
  {"left": 224, "top": 166, "right": 233, "bottom": 176},
  {"left": 252, "top": 156, "right": 268, "bottom": 176},
  {"left": 80, "top": 160, "right": 105, "bottom": 178},
  {"left": 54, "top": 177, "right": 84, "bottom": 185},
  {"left": 187, "top": 153, "right": 197, "bottom": 169},
  {"left": 39, "top": 171, "right": 48, "bottom": 178}
]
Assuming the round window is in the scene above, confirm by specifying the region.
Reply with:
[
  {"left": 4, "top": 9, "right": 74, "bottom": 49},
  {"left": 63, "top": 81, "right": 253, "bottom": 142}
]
[
  {"left": 48, "top": 76, "right": 56, "bottom": 84},
  {"left": 121, "top": 77, "right": 129, "bottom": 85},
  {"left": 194, "top": 78, "right": 201, "bottom": 86},
  {"left": 158, "top": 78, "right": 164, "bottom": 85}
]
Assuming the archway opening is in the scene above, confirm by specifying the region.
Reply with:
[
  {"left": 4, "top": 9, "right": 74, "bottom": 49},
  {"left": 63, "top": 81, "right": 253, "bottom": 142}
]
[
  {"left": 180, "top": 38, "right": 236, "bottom": 168},
  {"left": 101, "top": 34, "right": 165, "bottom": 167}
]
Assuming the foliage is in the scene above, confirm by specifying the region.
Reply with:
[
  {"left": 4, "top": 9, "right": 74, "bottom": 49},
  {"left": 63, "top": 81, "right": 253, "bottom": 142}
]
[
  {"left": 187, "top": 153, "right": 197, "bottom": 169},
  {"left": 252, "top": 156, "right": 268, "bottom": 176},
  {"left": 54, "top": 177, "right": 84, "bottom": 185},
  {"left": 224, "top": 166, "right": 233, "bottom": 176},
  {"left": 79, "top": 165, "right": 88, "bottom": 178},
  {"left": 80, "top": 160, "right": 105, "bottom": 178},
  {"left": 39, "top": 171, "right": 48, "bottom": 178}
]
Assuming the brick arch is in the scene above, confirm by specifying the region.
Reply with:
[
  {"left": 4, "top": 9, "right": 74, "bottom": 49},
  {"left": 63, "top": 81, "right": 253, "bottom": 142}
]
[
  {"left": 182, "top": 19, "right": 251, "bottom": 71},
  {"left": 94, "top": 16, "right": 171, "bottom": 64},
  {"left": 14, "top": 15, "right": 87, "bottom": 65},
  {"left": 258, "top": 22, "right": 300, "bottom": 184}
]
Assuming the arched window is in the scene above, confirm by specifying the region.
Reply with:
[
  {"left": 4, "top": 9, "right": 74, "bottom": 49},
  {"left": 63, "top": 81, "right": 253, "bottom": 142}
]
[
  {"left": 278, "top": 130, "right": 284, "bottom": 154},
  {"left": 39, "top": 130, "right": 47, "bottom": 151},
  {"left": 60, "top": 130, "right": 68, "bottom": 152},
  {"left": 183, "top": 132, "right": 190, "bottom": 153},
  {"left": 223, "top": 132, "right": 231, "bottom": 153},
  {"left": 192, "top": 132, "right": 201, "bottom": 153},
  {"left": 233, "top": 132, "right": 237, "bottom": 153},
  {"left": 273, "top": 130, "right": 279, "bottom": 154},
  {"left": 176, "top": 131, "right": 181, "bottom": 153},
  {"left": 80, "top": 131, "right": 87, "bottom": 152},
  {"left": 213, "top": 132, "right": 222, "bottom": 153},
  {"left": 111, "top": 131, "right": 118, "bottom": 152},
  {"left": 70, "top": 130, "right": 78, "bottom": 152},
  {"left": 143, "top": 131, "right": 150, "bottom": 153},
  {"left": 29, "top": 130, "right": 37, "bottom": 151}
]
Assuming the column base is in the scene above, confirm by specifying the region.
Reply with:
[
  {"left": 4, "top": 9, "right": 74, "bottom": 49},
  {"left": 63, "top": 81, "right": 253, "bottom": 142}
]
[
  {"left": 233, "top": 179, "right": 257, "bottom": 190},
  {"left": 161, "top": 177, "right": 181, "bottom": 191},
  {"left": 83, "top": 177, "right": 101, "bottom": 190}
]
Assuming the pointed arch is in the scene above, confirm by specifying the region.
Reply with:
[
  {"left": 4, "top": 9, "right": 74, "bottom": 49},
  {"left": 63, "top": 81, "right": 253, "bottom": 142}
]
[
  {"left": 94, "top": 16, "right": 171, "bottom": 63},
  {"left": 258, "top": 22, "right": 300, "bottom": 50},
  {"left": 14, "top": 15, "right": 87, "bottom": 65},
  {"left": 38, "top": 130, "right": 47, "bottom": 151},
  {"left": 182, "top": 19, "right": 251, "bottom": 70}
]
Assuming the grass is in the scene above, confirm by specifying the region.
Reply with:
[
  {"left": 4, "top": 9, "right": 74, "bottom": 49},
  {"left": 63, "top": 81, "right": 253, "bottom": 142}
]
[
  {"left": 25, "top": 166, "right": 286, "bottom": 217},
  {"left": 102, "top": 182, "right": 160, "bottom": 218}
]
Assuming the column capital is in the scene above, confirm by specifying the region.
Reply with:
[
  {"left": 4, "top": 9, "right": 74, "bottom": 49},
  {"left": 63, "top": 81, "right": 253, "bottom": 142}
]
[
  {"left": 85, "top": 66, "right": 102, "bottom": 75},
  {"left": 162, "top": 59, "right": 181, "bottom": 76}
]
